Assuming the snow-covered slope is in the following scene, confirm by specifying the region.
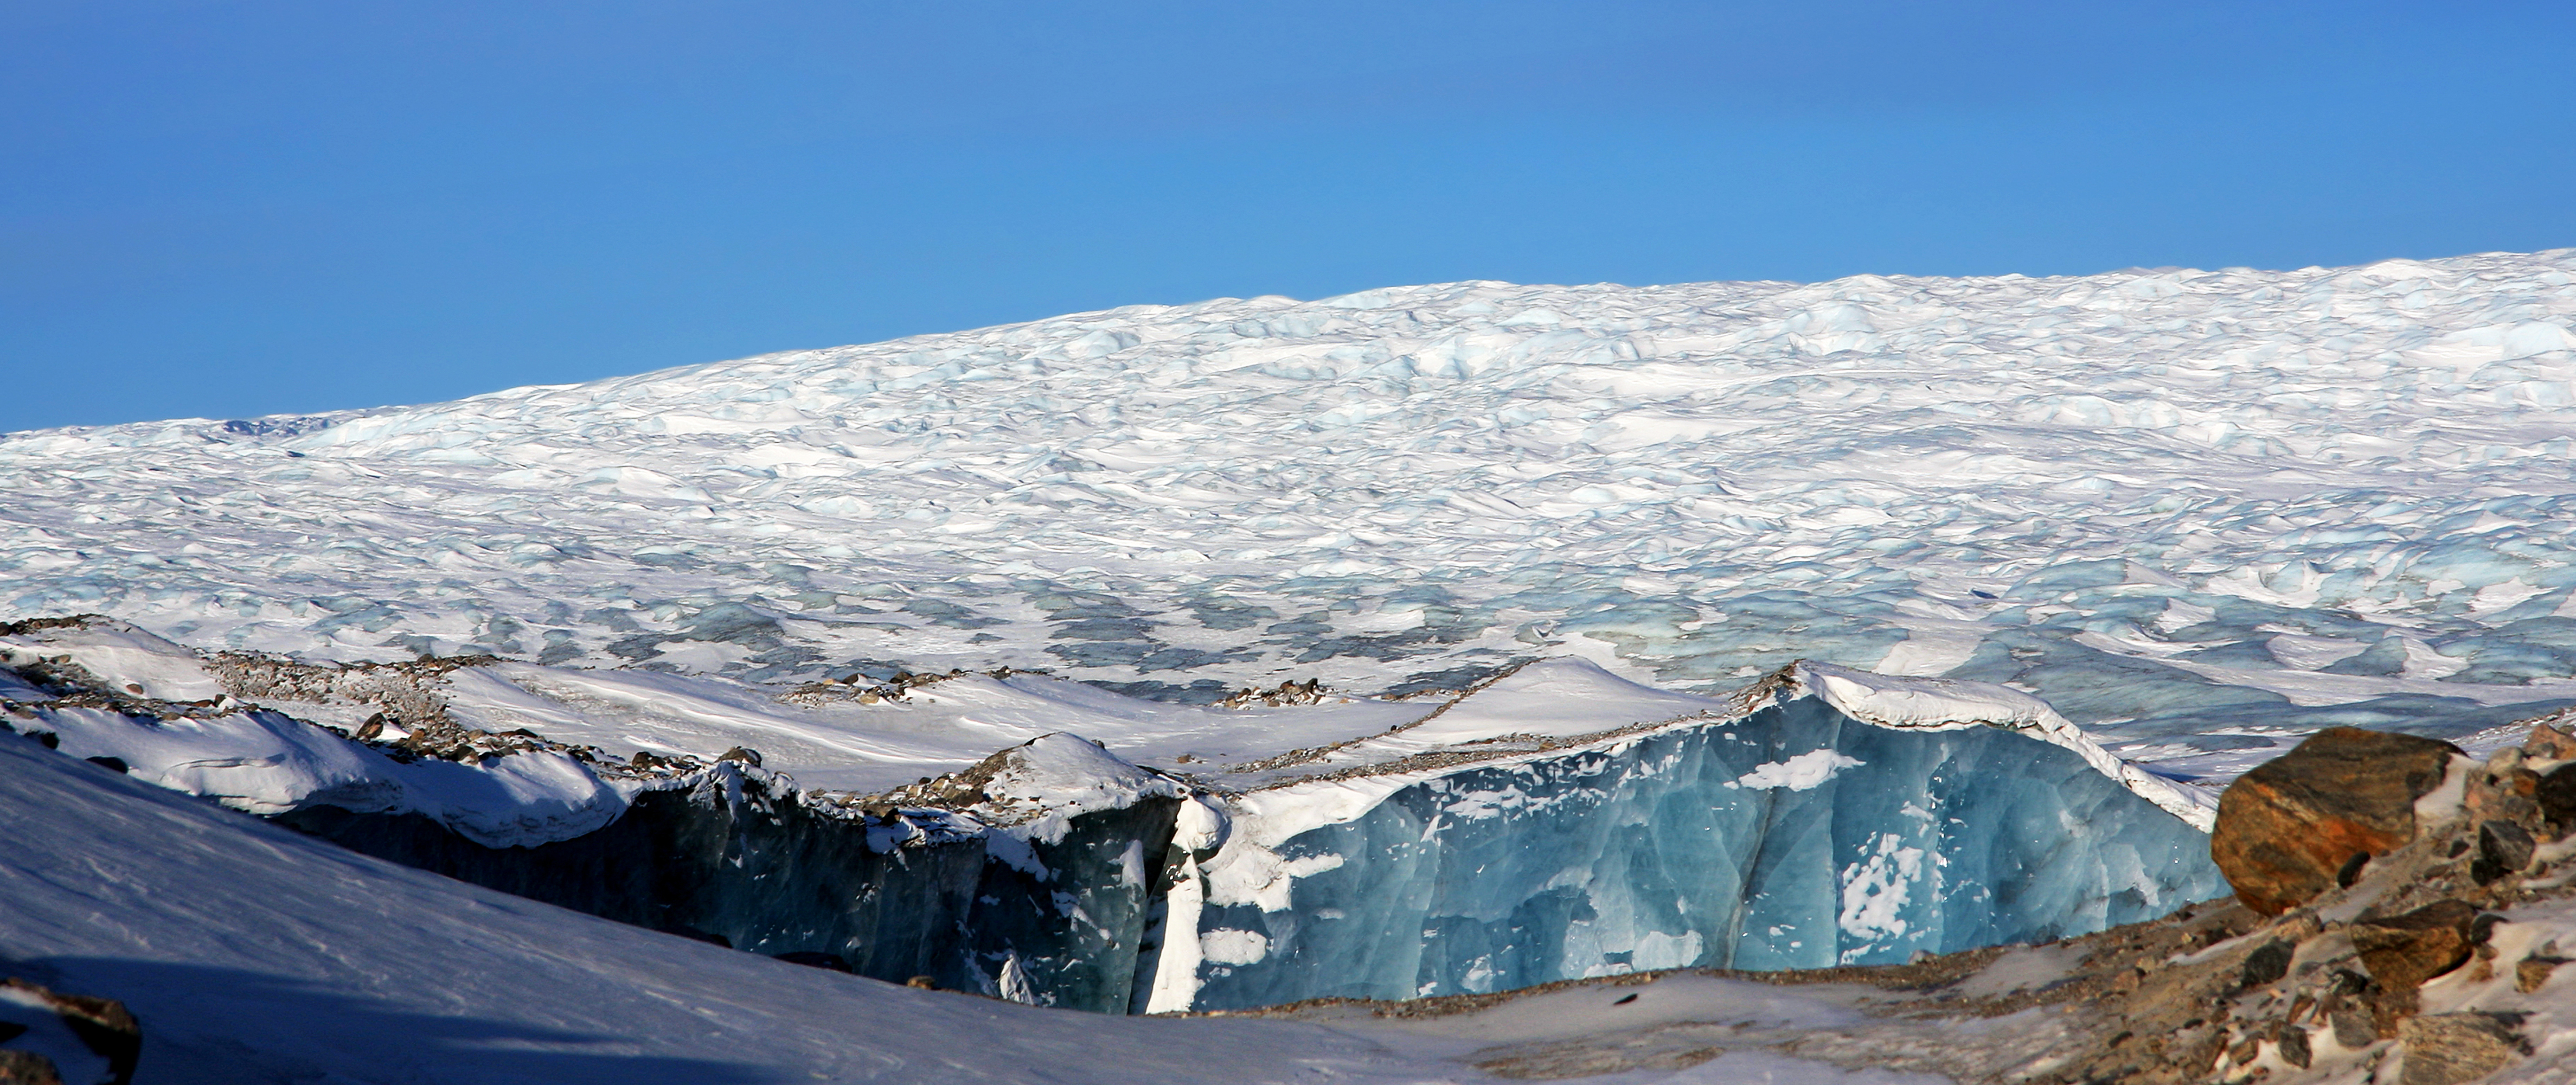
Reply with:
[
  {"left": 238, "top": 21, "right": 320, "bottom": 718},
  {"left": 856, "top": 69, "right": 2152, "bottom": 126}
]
[
  {"left": 11, "top": 251, "right": 2576, "bottom": 773},
  {"left": 0, "top": 730, "right": 1477, "bottom": 1083}
]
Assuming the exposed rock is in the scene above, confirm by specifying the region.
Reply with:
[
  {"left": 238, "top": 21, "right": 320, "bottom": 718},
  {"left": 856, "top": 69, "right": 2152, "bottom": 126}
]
[
  {"left": 2524, "top": 720, "right": 2576, "bottom": 761},
  {"left": 1473, "top": 1038, "right": 1721, "bottom": 1080},
  {"left": 772, "top": 950, "right": 851, "bottom": 973},
  {"left": 2353, "top": 899, "right": 2482, "bottom": 993},
  {"left": 2274, "top": 1023, "right": 2313, "bottom": 1069},
  {"left": 2329, "top": 1001, "right": 2380, "bottom": 1049},
  {"left": 1216, "top": 678, "right": 1335, "bottom": 709},
  {"left": 2396, "top": 1013, "right": 2528, "bottom": 1085},
  {"left": 201, "top": 650, "right": 485, "bottom": 737},
  {"left": 2210, "top": 727, "right": 2464, "bottom": 915},
  {"left": 0, "top": 978, "right": 138, "bottom": 1085},
  {"left": 2463, "top": 754, "right": 2540, "bottom": 826},
  {"left": 2472, "top": 819, "right": 2535, "bottom": 885},
  {"left": 2239, "top": 938, "right": 2295, "bottom": 988},
  {"left": 0, "top": 1051, "right": 64, "bottom": 1085},
  {"left": 2537, "top": 762, "right": 2576, "bottom": 834},
  {"left": 2514, "top": 954, "right": 2564, "bottom": 993}
]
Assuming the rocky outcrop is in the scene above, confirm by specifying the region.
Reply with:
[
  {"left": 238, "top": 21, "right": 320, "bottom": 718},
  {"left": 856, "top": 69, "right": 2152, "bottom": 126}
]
[
  {"left": 2209, "top": 727, "right": 2465, "bottom": 915},
  {"left": 2353, "top": 899, "right": 2482, "bottom": 993},
  {"left": 2395, "top": 1012, "right": 2530, "bottom": 1085},
  {"left": 0, "top": 978, "right": 138, "bottom": 1085}
]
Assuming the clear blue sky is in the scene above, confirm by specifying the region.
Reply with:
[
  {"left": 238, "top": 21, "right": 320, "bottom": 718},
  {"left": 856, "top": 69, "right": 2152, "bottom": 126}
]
[{"left": 6, "top": 2, "right": 2573, "bottom": 432}]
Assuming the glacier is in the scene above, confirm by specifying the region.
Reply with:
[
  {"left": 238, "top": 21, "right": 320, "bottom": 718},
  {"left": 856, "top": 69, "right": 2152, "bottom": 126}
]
[
  {"left": 9, "top": 250, "right": 2576, "bottom": 1032},
  {"left": 278, "top": 746, "right": 1184, "bottom": 1014},
  {"left": 1151, "top": 661, "right": 2221, "bottom": 1011},
  {"left": 5, "top": 251, "right": 2576, "bottom": 782},
  {"left": 1, "top": 613, "right": 2223, "bottom": 1014}
]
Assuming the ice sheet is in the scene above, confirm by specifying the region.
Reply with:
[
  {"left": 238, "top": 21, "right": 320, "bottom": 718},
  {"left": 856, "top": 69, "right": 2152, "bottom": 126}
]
[{"left": 4, "top": 251, "right": 2575, "bottom": 773}]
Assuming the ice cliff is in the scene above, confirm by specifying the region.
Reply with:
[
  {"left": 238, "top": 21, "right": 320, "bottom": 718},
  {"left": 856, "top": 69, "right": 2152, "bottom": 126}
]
[
  {"left": 1149, "top": 661, "right": 2222, "bottom": 1011},
  {"left": 3, "top": 618, "right": 2221, "bottom": 1013}
]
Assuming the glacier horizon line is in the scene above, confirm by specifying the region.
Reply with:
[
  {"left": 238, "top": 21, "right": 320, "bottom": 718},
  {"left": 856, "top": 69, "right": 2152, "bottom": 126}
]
[{"left": 11, "top": 244, "right": 2574, "bottom": 439}]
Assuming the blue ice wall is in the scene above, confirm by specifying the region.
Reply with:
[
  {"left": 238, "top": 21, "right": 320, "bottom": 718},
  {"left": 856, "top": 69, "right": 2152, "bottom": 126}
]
[{"left": 1185, "top": 697, "right": 2223, "bottom": 1009}]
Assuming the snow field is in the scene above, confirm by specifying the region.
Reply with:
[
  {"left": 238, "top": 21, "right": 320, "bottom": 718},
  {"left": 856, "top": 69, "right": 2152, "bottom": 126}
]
[{"left": 7, "top": 250, "right": 2576, "bottom": 778}]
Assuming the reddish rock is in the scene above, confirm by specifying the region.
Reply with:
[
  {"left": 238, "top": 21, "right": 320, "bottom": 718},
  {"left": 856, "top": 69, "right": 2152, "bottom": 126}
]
[
  {"left": 2523, "top": 720, "right": 2576, "bottom": 761},
  {"left": 2462, "top": 749, "right": 2540, "bottom": 826},
  {"left": 2354, "top": 900, "right": 2482, "bottom": 993},
  {"left": 2210, "top": 727, "right": 2464, "bottom": 915}
]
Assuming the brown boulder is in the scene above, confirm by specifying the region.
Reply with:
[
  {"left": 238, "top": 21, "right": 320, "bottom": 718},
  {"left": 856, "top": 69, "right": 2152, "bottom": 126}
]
[
  {"left": 0, "top": 978, "right": 139, "bottom": 1085},
  {"left": 2354, "top": 900, "right": 2482, "bottom": 992},
  {"left": 0, "top": 1051, "right": 65, "bottom": 1085},
  {"left": 2515, "top": 954, "right": 2566, "bottom": 993},
  {"left": 2210, "top": 727, "right": 2464, "bottom": 915},
  {"left": 2523, "top": 720, "right": 2576, "bottom": 761},
  {"left": 2462, "top": 751, "right": 2540, "bottom": 826},
  {"left": 2397, "top": 1013, "right": 2528, "bottom": 1085}
]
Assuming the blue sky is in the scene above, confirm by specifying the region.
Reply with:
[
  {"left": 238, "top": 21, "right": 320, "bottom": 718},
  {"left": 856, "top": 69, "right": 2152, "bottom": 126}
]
[{"left": 6, "top": 1, "right": 2573, "bottom": 432}]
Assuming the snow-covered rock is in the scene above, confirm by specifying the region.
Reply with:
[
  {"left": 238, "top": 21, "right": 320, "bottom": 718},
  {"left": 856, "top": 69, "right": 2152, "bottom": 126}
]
[{"left": 0, "top": 620, "right": 224, "bottom": 703}]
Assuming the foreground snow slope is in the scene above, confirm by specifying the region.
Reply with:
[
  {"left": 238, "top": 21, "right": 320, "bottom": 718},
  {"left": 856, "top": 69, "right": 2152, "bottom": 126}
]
[
  {"left": 0, "top": 731, "right": 1483, "bottom": 1084},
  {"left": 10, "top": 250, "right": 2576, "bottom": 772}
]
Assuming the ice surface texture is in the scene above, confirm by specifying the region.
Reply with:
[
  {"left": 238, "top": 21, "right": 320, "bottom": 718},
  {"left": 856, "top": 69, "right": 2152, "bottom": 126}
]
[
  {"left": 1168, "top": 695, "right": 2222, "bottom": 1010},
  {"left": 9, "top": 252, "right": 2576, "bottom": 771}
]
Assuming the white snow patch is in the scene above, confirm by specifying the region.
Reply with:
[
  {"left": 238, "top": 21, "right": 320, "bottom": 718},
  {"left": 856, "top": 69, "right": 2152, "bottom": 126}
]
[
  {"left": 1837, "top": 833, "right": 1930, "bottom": 952},
  {"left": 1200, "top": 929, "right": 1272, "bottom": 966},
  {"left": 1728, "top": 749, "right": 1865, "bottom": 791},
  {"left": 1791, "top": 661, "right": 2217, "bottom": 830},
  {"left": 0, "top": 621, "right": 225, "bottom": 701}
]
